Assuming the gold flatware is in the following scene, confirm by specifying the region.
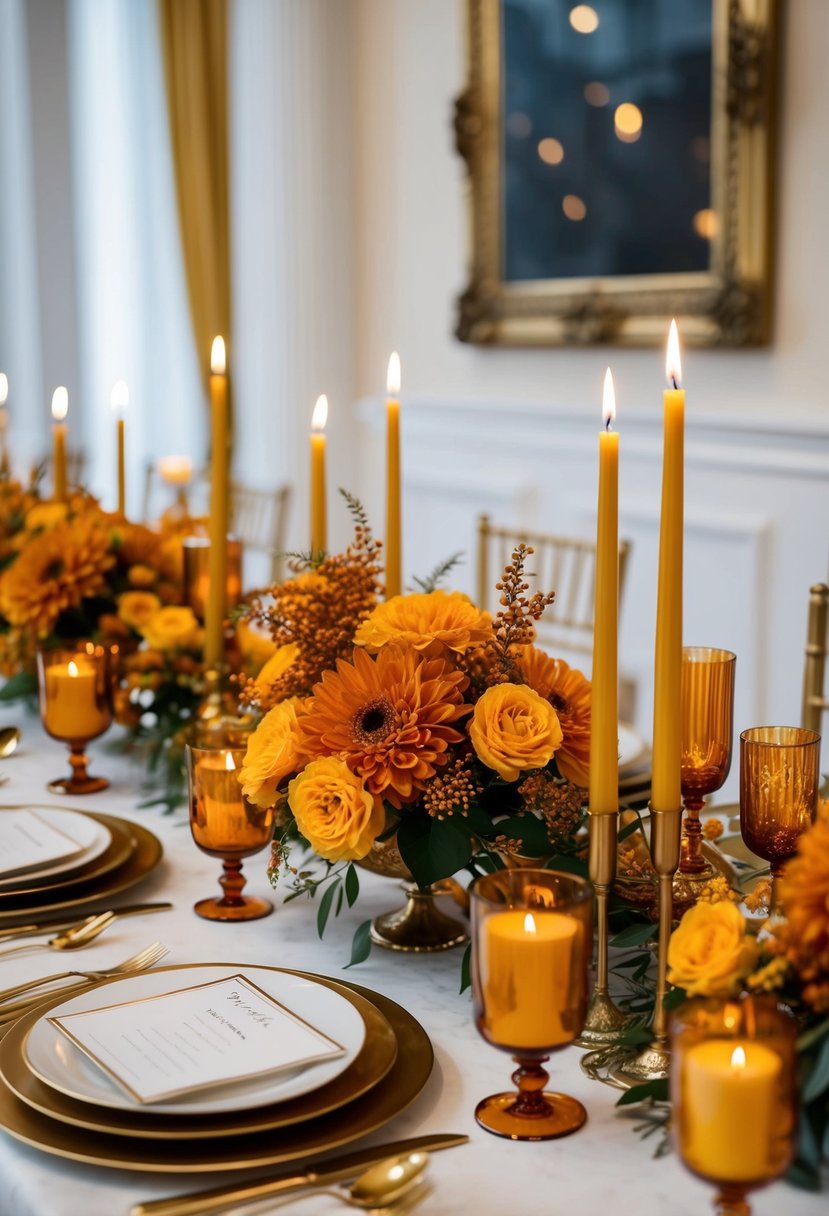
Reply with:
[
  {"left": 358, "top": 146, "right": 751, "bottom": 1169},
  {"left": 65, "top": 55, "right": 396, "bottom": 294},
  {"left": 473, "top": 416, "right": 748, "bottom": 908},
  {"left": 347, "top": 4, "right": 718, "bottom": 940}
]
[
  {"left": 0, "top": 727, "right": 21, "bottom": 758},
  {"left": 0, "top": 911, "right": 115, "bottom": 959},
  {"left": 0, "top": 901, "right": 173, "bottom": 942},
  {"left": 260, "top": 1153, "right": 430, "bottom": 1214},
  {"left": 131, "top": 1136, "right": 466, "bottom": 1216},
  {"left": 0, "top": 942, "right": 169, "bottom": 1014}
]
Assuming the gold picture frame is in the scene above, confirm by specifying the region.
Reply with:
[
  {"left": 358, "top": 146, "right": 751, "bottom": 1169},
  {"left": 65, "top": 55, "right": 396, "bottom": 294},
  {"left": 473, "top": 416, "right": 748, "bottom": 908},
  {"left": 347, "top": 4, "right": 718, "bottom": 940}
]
[{"left": 454, "top": 0, "right": 778, "bottom": 347}]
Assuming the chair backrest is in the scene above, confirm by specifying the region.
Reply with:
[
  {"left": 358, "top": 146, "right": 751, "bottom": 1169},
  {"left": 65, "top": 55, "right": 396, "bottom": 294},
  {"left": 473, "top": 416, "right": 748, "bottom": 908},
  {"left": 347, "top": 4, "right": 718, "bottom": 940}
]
[
  {"left": 476, "top": 514, "right": 632, "bottom": 659},
  {"left": 802, "top": 582, "right": 829, "bottom": 733}
]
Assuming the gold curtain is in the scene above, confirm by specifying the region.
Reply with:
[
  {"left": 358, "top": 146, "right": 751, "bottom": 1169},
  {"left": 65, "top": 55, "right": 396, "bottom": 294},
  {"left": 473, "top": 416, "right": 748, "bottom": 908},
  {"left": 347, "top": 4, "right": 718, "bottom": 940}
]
[{"left": 158, "top": 0, "right": 231, "bottom": 401}]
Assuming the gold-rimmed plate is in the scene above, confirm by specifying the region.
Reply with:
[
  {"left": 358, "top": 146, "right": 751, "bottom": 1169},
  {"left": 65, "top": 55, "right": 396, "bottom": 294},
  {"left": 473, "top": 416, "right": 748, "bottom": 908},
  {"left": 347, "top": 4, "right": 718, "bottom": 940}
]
[
  {"left": 0, "top": 810, "right": 133, "bottom": 903},
  {"left": 0, "top": 970, "right": 433, "bottom": 1170},
  {"left": 0, "top": 814, "right": 162, "bottom": 927},
  {"left": 0, "top": 967, "right": 397, "bottom": 1139}
]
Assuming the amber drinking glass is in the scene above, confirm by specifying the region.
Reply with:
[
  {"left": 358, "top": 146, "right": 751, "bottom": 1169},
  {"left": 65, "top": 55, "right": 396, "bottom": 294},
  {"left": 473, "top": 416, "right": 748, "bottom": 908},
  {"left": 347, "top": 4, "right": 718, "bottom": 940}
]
[
  {"left": 183, "top": 534, "right": 243, "bottom": 622},
  {"left": 679, "top": 648, "right": 736, "bottom": 876},
  {"left": 37, "top": 643, "right": 112, "bottom": 794},
  {"left": 740, "top": 726, "right": 820, "bottom": 911},
  {"left": 670, "top": 995, "right": 797, "bottom": 1216},
  {"left": 471, "top": 868, "right": 592, "bottom": 1140},
  {"left": 186, "top": 744, "right": 274, "bottom": 921}
]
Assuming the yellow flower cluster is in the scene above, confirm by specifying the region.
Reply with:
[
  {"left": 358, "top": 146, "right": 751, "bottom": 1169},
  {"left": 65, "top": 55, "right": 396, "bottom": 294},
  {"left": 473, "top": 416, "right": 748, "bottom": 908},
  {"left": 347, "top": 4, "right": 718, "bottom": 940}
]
[
  {"left": 667, "top": 902, "right": 758, "bottom": 997},
  {"left": 469, "top": 683, "right": 562, "bottom": 781}
]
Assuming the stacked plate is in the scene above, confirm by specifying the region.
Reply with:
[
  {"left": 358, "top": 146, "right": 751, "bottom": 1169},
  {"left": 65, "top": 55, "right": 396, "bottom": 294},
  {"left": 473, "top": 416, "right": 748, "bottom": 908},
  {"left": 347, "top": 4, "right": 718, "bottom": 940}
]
[
  {"left": 0, "top": 807, "right": 163, "bottom": 928},
  {"left": 617, "top": 723, "right": 652, "bottom": 809},
  {"left": 0, "top": 964, "right": 433, "bottom": 1170}
]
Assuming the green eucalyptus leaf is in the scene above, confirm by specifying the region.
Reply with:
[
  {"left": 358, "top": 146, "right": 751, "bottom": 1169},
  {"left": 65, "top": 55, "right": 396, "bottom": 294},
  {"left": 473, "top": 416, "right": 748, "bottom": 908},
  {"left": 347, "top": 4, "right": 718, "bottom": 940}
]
[
  {"left": 802, "top": 1032, "right": 829, "bottom": 1104},
  {"left": 610, "top": 922, "right": 659, "bottom": 948},
  {"left": 616, "top": 1079, "right": 669, "bottom": 1106},
  {"left": 316, "top": 878, "right": 340, "bottom": 939},
  {"left": 492, "top": 813, "right": 549, "bottom": 856},
  {"left": 397, "top": 815, "right": 473, "bottom": 887},
  {"left": 344, "top": 919, "right": 373, "bottom": 969},
  {"left": 344, "top": 862, "right": 360, "bottom": 908}
]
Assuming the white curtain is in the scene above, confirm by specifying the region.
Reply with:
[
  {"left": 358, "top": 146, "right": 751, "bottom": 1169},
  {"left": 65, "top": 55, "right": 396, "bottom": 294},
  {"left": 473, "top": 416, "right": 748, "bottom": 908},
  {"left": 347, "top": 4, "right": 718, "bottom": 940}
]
[{"left": 67, "top": 0, "right": 204, "bottom": 519}]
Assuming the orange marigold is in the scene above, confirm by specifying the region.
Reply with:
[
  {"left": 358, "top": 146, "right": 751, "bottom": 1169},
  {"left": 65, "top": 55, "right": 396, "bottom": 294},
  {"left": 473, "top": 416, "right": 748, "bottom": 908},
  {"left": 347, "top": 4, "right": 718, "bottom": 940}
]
[
  {"left": 298, "top": 644, "right": 469, "bottom": 809},
  {"left": 518, "top": 647, "right": 591, "bottom": 787},
  {"left": 355, "top": 590, "right": 492, "bottom": 657},
  {"left": 778, "top": 814, "right": 829, "bottom": 1004}
]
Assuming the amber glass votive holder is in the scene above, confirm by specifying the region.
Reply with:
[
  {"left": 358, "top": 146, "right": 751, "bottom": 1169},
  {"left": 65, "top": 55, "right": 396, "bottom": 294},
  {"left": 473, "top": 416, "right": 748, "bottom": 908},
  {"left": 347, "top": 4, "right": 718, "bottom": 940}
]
[
  {"left": 740, "top": 726, "right": 820, "bottom": 911},
  {"left": 183, "top": 534, "right": 243, "bottom": 623},
  {"left": 471, "top": 868, "right": 592, "bottom": 1141},
  {"left": 186, "top": 744, "right": 274, "bottom": 922},
  {"left": 680, "top": 647, "right": 736, "bottom": 876},
  {"left": 670, "top": 995, "right": 797, "bottom": 1216},
  {"left": 37, "top": 643, "right": 112, "bottom": 794}
]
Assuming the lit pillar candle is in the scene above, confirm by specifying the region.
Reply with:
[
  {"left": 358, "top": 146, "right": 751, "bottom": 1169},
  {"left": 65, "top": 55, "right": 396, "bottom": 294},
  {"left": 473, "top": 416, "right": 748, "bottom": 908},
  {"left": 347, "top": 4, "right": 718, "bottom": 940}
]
[
  {"left": 51, "top": 387, "right": 68, "bottom": 503},
  {"left": 652, "top": 320, "right": 685, "bottom": 811},
  {"left": 111, "top": 380, "right": 128, "bottom": 517},
  {"left": 44, "top": 658, "right": 109, "bottom": 739},
  {"left": 310, "top": 394, "right": 328, "bottom": 554},
  {"left": 385, "top": 352, "right": 402, "bottom": 599},
  {"left": 683, "top": 1040, "right": 781, "bottom": 1182},
  {"left": 480, "top": 910, "right": 578, "bottom": 1048},
  {"left": 191, "top": 751, "right": 267, "bottom": 849},
  {"left": 589, "top": 368, "right": 619, "bottom": 814},
  {"left": 205, "top": 336, "right": 229, "bottom": 670}
]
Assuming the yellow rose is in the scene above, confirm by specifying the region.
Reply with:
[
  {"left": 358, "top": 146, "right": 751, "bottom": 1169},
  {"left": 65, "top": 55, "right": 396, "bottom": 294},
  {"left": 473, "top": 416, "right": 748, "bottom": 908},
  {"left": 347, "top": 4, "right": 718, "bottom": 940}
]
[
  {"left": 469, "top": 683, "right": 562, "bottom": 781},
  {"left": 118, "top": 591, "right": 162, "bottom": 632},
  {"left": 25, "top": 502, "right": 68, "bottom": 531},
  {"left": 128, "top": 563, "right": 157, "bottom": 589},
  {"left": 239, "top": 699, "right": 305, "bottom": 809},
  {"left": 254, "top": 642, "right": 299, "bottom": 696},
  {"left": 667, "top": 902, "right": 759, "bottom": 997},
  {"left": 288, "top": 757, "right": 384, "bottom": 862},
  {"left": 140, "top": 605, "right": 199, "bottom": 651}
]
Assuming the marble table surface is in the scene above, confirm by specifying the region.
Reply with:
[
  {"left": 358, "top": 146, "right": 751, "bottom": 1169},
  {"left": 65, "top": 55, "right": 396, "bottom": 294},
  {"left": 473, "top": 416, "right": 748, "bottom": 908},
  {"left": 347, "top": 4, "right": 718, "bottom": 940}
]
[{"left": 0, "top": 708, "right": 824, "bottom": 1216}]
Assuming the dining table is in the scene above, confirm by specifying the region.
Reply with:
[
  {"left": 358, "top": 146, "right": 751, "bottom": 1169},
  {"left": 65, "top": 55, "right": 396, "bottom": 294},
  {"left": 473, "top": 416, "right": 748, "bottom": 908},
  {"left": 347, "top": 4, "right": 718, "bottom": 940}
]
[{"left": 0, "top": 705, "right": 824, "bottom": 1216}]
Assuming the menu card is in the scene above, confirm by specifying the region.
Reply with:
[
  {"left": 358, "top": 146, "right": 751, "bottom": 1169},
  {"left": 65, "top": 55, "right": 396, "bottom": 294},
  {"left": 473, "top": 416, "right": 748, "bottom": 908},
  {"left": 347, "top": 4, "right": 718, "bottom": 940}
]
[
  {"left": 48, "top": 975, "right": 346, "bottom": 1104},
  {"left": 0, "top": 809, "right": 85, "bottom": 879}
]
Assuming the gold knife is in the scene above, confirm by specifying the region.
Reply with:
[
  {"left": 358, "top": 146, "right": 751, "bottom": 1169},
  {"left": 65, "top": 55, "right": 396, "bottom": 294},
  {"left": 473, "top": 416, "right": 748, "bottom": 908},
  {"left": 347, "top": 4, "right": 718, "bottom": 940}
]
[
  {"left": 130, "top": 1134, "right": 469, "bottom": 1216},
  {"left": 0, "top": 902, "right": 173, "bottom": 941}
]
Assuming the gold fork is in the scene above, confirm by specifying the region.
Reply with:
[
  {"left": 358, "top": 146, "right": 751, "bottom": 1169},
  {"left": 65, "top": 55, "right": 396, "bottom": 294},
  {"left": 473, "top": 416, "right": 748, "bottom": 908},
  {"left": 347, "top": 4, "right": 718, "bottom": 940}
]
[
  {"left": 0, "top": 942, "right": 169, "bottom": 1022},
  {"left": 0, "top": 911, "right": 116, "bottom": 959}
]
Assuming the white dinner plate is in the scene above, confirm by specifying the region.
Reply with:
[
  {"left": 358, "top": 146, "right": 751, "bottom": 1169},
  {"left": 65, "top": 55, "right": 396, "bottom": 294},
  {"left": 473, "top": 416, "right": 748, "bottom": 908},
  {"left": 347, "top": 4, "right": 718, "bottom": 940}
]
[
  {"left": 0, "top": 808, "right": 111, "bottom": 890},
  {"left": 618, "top": 723, "right": 648, "bottom": 774},
  {"left": 25, "top": 964, "right": 365, "bottom": 1116}
]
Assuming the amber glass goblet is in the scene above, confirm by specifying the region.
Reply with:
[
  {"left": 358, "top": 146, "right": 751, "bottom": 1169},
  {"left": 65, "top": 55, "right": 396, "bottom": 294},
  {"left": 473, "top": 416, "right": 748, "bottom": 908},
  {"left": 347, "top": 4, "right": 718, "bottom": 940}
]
[
  {"left": 471, "top": 868, "right": 592, "bottom": 1140},
  {"left": 186, "top": 744, "right": 274, "bottom": 921},
  {"left": 37, "top": 644, "right": 112, "bottom": 794},
  {"left": 740, "top": 726, "right": 820, "bottom": 912},
  {"left": 183, "top": 533, "right": 243, "bottom": 622},
  {"left": 679, "top": 647, "right": 736, "bottom": 876},
  {"left": 670, "top": 995, "right": 797, "bottom": 1216}
]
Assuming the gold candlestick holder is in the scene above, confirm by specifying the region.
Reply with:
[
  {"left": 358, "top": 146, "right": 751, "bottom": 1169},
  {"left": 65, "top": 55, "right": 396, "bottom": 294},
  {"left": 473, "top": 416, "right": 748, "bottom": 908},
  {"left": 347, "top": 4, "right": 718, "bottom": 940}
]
[
  {"left": 575, "top": 812, "right": 629, "bottom": 1047},
  {"left": 611, "top": 805, "right": 682, "bottom": 1086}
]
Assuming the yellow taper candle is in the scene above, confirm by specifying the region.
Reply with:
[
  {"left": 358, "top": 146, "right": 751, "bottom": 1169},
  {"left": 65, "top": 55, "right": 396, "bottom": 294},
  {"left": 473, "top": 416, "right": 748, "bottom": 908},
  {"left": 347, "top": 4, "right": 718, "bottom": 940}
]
[
  {"left": 111, "top": 380, "right": 128, "bottom": 517},
  {"left": 589, "top": 368, "right": 619, "bottom": 814},
  {"left": 310, "top": 394, "right": 328, "bottom": 554},
  {"left": 385, "top": 352, "right": 402, "bottom": 598},
  {"left": 652, "top": 319, "right": 685, "bottom": 811},
  {"left": 480, "top": 910, "right": 578, "bottom": 1049},
  {"left": 51, "top": 387, "right": 68, "bottom": 503},
  {"left": 205, "top": 336, "right": 229, "bottom": 669}
]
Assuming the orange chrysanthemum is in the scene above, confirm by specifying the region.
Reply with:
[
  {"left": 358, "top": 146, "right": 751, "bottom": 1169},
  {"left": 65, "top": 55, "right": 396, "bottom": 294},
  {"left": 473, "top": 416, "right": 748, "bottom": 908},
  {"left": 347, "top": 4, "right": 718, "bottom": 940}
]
[
  {"left": 518, "top": 647, "right": 591, "bottom": 787},
  {"left": 0, "top": 514, "right": 113, "bottom": 636},
  {"left": 298, "top": 644, "right": 470, "bottom": 808},
  {"left": 114, "top": 523, "right": 181, "bottom": 584},
  {"left": 779, "top": 815, "right": 829, "bottom": 1009},
  {"left": 355, "top": 590, "right": 492, "bottom": 657}
]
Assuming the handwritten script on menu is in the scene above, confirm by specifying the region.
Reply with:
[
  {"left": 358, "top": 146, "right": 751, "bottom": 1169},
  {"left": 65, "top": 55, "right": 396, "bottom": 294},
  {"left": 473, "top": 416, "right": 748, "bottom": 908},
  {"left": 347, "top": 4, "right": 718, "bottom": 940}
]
[{"left": 48, "top": 975, "right": 344, "bottom": 1105}]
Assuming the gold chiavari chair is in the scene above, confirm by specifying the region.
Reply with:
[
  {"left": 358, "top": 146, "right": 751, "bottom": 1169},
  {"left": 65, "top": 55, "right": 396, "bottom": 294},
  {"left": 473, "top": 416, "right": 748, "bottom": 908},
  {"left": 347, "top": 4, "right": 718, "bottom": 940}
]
[{"left": 802, "top": 582, "right": 829, "bottom": 733}]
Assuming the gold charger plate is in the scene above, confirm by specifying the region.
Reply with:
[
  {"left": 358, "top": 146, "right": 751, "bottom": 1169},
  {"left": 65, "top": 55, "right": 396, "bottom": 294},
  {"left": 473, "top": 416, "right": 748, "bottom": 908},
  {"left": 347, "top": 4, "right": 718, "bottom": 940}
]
[
  {"left": 0, "top": 809, "right": 134, "bottom": 902},
  {"left": 0, "top": 966, "right": 397, "bottom": 1139},
  {"left": 0, "top": 814, "right": 162, "bottom": 928},
  {"left": 0, "top": 970, "right": 433, "bottom": 1171}
]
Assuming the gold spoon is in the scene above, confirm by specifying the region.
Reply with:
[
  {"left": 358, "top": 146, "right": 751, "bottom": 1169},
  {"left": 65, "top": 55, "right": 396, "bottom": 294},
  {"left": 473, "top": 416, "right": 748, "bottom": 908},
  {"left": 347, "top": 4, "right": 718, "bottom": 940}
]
[
  {"left": 229, "top": 1154, "right": 430, "bottom": 1215},
  {"left": 0, "top": 727, "right": 20, "bottom": 758}
]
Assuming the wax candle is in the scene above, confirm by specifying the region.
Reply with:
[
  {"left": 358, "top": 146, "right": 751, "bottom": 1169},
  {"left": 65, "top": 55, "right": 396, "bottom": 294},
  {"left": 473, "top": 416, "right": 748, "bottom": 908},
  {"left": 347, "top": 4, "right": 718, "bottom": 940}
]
[
  {"left": 385, "top": 352, "right": 402, "bottom": 599},
  {"left": 205, "top": 337, "right": 229, "bottom": 669},
  {"left": 158, "top": 455, "right": 193, "bottom": 487},
  {"left": 310, "top": 394, "right": 328, "bottom": 554},
  {"left": 0, "top": 373, "right": 8, "bottom": 475},
  {"left": 111, "top": 380, "right": 128, "bottom": 517},
  {"left": 683, "top": 1040, "right": 781, "bottom": 1182},
  {"left": 589, "top": 368, "right": 619, "bottom": 814},
  {"left": 191, "top": 751, "right": 265, "bottom": 852},
  {"left": 44, "top": 658, "right": 109, "bottom": 740},
  {"left": 51, "top": 387, "right": 68, "bottom": 504},
  {"left": 480, "top": 910, "right": 578, "bottom": 1049},
  {"left": 652, "top": 320, "right": 685, "bottom": 811}
]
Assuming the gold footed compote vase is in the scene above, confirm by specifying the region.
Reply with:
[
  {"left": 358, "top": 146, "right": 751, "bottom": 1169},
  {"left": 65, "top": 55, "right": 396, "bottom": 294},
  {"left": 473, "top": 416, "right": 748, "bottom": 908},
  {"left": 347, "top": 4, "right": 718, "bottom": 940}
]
[
  {"left": 186, "top": 744, "right": 275, "bottom": 921},
  {"left": 739, "top": 725, "right": 820, "bottom": 915},
  {"left": 37, "top": 644, "right": 113, "bottom": 794},
  {"left": 671, "top": 995, "right": 797, "bottom": 1216},
  {"left": 358, "top": 837, "right": 468, "bottom": 952},
  {"left": 471, "top": 868, "right": 592, "bottom": 1140},
  {"left": 678, "top": 648, "right": 736, "bottom": 887}
]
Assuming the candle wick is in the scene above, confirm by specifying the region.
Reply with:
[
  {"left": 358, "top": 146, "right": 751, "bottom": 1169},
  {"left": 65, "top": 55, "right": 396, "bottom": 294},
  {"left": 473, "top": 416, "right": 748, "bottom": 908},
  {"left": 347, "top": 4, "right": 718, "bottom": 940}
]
[{"left": 671, "top": 375, "right": 678, "bottom": 390}]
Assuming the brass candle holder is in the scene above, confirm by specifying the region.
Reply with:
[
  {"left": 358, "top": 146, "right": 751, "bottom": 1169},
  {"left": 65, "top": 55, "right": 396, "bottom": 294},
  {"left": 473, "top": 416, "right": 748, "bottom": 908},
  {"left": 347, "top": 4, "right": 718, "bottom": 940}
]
[{"left": 575, "top": 811, "right": 629, "bottom": 1047}]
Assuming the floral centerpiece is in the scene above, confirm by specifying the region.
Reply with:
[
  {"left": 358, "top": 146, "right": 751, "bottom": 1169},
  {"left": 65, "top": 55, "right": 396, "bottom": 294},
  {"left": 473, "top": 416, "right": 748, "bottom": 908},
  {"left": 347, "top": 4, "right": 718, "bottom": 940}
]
[{"left": 235, "top": 497, "right": 591, "bottom": 958}]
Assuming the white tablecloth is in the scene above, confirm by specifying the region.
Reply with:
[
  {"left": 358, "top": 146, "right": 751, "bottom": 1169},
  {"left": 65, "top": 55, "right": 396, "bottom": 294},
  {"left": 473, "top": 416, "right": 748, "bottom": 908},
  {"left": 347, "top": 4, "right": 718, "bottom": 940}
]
[{"left": 0, "top": 708, "right": 823, "bottom": 1216}]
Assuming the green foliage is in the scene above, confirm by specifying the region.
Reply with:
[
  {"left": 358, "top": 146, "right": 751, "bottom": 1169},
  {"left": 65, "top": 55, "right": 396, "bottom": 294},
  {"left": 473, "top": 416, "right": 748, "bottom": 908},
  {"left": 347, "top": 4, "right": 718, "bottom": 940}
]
[
  {"left": 0, "top": 670, "right": 37, "bottom": 703},
  {"left": 459, "top": 942, "right": 472, "bottom": 995},
  {"left": 397, "top": 814, "right": 474, "bottom": 887},
  {"left": 410, "top": 552, "right": 464, "bottom": 594},
  {"left": 345, "top": 919, "right": 373, "bottom": 969}
]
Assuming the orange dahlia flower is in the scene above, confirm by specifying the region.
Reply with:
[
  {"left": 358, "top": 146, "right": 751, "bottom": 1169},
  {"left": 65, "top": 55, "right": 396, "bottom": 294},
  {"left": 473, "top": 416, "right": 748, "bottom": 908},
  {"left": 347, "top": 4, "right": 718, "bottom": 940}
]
[
  {"left": 518, "top": 647, "right": 591, "bottom": 787},
  {"left": 355, "top": 590, "right": 491, "bottom": 657},
  {"left": 298, "top": 644, "right": 469, "bottom": 808},
  {"left": 779, "top": 814, "right": 829, "bottom": 1010}
]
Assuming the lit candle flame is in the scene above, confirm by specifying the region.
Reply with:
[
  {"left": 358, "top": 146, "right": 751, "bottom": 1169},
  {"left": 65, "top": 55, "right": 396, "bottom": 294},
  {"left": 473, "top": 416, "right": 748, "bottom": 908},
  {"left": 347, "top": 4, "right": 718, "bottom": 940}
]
[
  {"left": 731, "top": 1045, "right": 746, "bottom": 1071},
  {"left": 110, "top": 380, "right": 129, "bottom": 414},
  {"left": 224, "top": 751, "right": 236, "bottom": 772},
  {"left": 387, "top": 351, "right": 401, "bottom": 396},
  {"left": 67, "top": 660, "right": 79, "bottom": 678},
  {"left": 602, "top": 367, "right": 616, "bottom": 429},
  {"left": 666, "top": 318, "right": 682, "bottom": 389},
  {"left": 210, "top": 335, "right": 226, "bottom": 376},
  {"left": 0, "top": 374, "right": 7, "bottom": 407},
  {"left": 312, "top": 394, "right": 328, "bottom": 432},
  {"left": 523, "top": 912, "right": 537, "bottom": 935},
  {"left": 51, "top": 387, "right": 68, "bottom": 422}
]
